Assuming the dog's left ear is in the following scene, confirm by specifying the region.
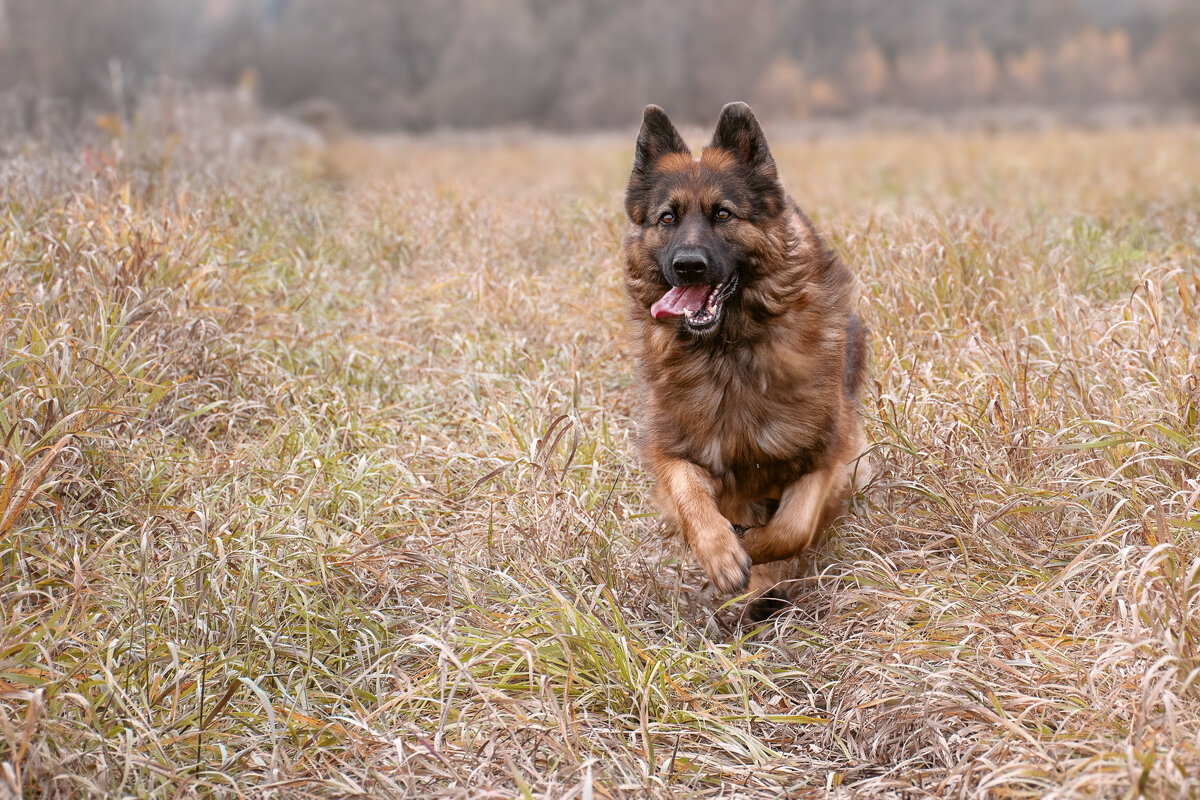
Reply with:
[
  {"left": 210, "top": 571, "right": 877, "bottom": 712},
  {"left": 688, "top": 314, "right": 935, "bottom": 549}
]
[{"left": 709, "top": 102, "right": 778, "bottom": 182}]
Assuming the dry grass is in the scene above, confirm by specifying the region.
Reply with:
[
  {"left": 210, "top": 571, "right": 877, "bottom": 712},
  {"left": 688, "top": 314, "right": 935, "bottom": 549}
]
[{"left": 1, "top": 121, "right": 1199, "bottom": 799}]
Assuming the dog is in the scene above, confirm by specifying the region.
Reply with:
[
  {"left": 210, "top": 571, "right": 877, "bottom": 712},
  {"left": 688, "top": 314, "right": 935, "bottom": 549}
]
[{"left": 622, "top": 102, "right": 869, "bottom": 622}]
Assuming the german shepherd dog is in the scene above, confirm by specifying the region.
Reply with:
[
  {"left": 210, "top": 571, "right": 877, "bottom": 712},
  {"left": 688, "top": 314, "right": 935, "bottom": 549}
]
[{"left": 623, "top": 102, "right": 869, "bottom": 622}]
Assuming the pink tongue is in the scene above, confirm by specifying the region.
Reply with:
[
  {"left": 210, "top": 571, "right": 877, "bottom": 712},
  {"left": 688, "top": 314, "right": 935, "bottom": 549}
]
[{"left": 651, "top": 285, "right": 711, "bottom": 319}]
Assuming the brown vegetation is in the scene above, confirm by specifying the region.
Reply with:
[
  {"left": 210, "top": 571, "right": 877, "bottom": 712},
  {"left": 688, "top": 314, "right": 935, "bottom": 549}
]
[
  {"left": 1, "top": 1, "right": 1199, "bottom": 131},
  {"left": 1, "top": 95, "right": 1199, "bottom": 795}
]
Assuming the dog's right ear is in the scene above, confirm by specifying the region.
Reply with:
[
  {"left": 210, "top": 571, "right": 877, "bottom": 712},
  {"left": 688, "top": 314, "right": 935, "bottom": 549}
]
[
  {"left": 632, "top": 105, "right": 689, "bottom": 174},
  {"left": 626, "top": 106, "right": 689, "bottom": 224}
]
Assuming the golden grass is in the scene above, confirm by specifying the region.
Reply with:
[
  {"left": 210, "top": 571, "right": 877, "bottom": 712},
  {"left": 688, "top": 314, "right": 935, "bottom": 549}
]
[{"left": 1, "top": 122, "right": 1199, "bottom": 798}]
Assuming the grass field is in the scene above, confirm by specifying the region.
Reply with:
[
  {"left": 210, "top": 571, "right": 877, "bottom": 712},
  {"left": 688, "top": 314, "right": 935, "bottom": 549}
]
[{"left": 2, "top": 120, "right": 1200, "bottom": 798}]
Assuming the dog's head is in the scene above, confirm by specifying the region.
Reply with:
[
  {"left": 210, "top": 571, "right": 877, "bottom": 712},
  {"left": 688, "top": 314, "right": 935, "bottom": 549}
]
[{"left": 623, "top": 102, "right": 788, "bottom": 338}]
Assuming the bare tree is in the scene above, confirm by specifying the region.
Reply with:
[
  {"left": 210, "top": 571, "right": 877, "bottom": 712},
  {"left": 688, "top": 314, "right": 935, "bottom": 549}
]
[{"left": 1, "top": 0, "right": 1197, "bottom": 131}]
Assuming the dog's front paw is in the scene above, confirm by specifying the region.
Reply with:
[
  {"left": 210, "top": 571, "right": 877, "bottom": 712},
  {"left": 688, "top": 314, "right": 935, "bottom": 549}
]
[
  {"left": 693, "top": 526, "right": 751, "bottom": 594},
  {"left": 746, "top": 588, "right": 790, "bottom": 622}
]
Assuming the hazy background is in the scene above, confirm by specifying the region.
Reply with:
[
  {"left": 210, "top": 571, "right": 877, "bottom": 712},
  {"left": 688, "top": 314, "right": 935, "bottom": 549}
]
[{"left": 1, "top": 0, "right": 1198, "bottom": 134}]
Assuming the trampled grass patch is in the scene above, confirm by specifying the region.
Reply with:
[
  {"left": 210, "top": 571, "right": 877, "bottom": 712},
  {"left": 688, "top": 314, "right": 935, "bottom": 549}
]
[{"left": 2, "top": 125, "right": 1199, "bottom": 798}]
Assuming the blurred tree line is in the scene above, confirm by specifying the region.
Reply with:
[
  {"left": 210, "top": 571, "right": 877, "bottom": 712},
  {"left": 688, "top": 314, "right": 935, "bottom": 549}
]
[{"left": 1, "top": 0, "right": 1198, "bottom": 130}]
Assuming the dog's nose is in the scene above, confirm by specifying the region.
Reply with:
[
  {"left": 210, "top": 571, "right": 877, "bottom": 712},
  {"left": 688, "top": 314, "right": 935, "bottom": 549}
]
[{"left": 672, "top": 250, "right": 709, "bottom": 284}]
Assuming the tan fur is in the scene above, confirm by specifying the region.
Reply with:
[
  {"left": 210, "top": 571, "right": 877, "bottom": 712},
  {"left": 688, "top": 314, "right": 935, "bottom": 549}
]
[
  {"left": 648, "top": 447, "right": 750, "bottom": 593},
  {"left": 655, "top": 152, "right": 695, "bottom": 174},
  {"left": 623, "top": 104, "right": 869, "bottom": 617}
]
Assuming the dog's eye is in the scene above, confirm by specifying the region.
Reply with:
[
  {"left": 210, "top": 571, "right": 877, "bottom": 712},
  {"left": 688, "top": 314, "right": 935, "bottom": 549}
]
[
  {"left": 715, "top": 209, "right": 732, "bottom": 221},
  {"left": 659, "top": 212, "right": 675, "bottom": 226}
]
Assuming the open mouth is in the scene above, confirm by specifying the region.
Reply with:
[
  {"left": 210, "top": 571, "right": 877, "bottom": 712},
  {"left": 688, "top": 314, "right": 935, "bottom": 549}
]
[{"left": 650, "top": 276, "right": 738, "bottom": 331}]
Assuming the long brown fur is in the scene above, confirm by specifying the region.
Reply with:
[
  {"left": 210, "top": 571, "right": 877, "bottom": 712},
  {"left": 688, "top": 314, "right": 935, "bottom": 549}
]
[{"left": 622, "top": 102, "right": 869, "bottom": 621}]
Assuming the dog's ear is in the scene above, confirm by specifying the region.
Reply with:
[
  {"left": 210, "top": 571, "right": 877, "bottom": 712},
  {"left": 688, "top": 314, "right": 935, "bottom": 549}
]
[
  {"left": 626, "top": 106, "right": 689, "bottom": 224},
  {"left": 632, "top": 105, "right": 689, "bottom": 175},
  {"left": 709, "top": 102, "right": 777, "bottom": 182}
]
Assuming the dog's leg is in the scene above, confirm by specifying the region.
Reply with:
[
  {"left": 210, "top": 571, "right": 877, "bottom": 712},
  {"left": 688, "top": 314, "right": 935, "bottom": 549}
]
[
  {"left": 739, "top": 464, "right": 846, "bottom": 564},
  {"left": 745, "top": 561, "right": 792, "bottom": 622},
  {"left": 652, "top": 456, "right": 751, "bottom": 593}
]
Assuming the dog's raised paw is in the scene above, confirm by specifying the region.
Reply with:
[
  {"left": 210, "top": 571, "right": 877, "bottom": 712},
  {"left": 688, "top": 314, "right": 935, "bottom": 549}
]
[{"left": 702, "top": 542, "right": 751, "bottom": 594}]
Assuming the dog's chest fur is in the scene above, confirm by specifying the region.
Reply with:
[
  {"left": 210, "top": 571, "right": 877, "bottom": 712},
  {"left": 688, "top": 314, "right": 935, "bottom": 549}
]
[{"left": 642, "top": 316, "right": 842, "bottom": 497}]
